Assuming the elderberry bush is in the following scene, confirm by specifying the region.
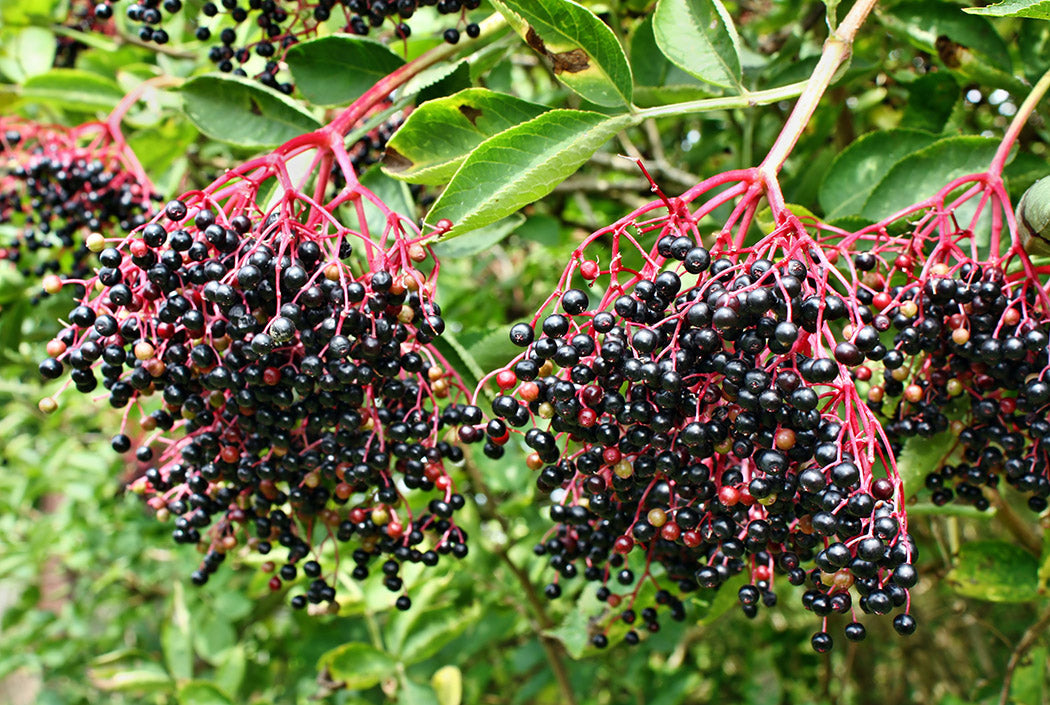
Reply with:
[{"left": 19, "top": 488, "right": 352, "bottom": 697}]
[
  {"left": 469, "top": 172, "right": 917, "bottom": 652},
  {"left": 38, "top": 98, "right": 477, "bottom": 611}
]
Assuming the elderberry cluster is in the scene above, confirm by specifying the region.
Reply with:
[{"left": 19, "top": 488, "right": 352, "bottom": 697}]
[
  {"left": 0, "top": 124, "right": 155, "bottom": 291},
  {"left": 477, "top": 232, "right": 917, "bottom": 651},
  {"left": 850, "top": 251, "right": 1050, "bottom": 512},
  {"left": 89, "top": 0, "right": 482, "bottom": 89},
  {"left": 40, "top": 198, "right": 476, "bottom": 611}
]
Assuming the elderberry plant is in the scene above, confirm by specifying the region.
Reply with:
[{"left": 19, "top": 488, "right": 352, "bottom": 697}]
[{"left": 5, "top": 0, "right": 1050, "bottom": 702}]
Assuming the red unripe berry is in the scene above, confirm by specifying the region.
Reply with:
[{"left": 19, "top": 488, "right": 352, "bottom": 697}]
[
  {"left": 602, "top": 447, "right": 621, "bottom": 465},
  {"left": 1000, "top": 398, "right": 1017, "bottom": 415},
  {"left": 579, "top": 260, "right": 599, "bottom": 280},
  {"left": 519, "top": 382, "right": 540, "bottom": 402},
  {"left": 753, "top": 565, "right": 771, "bottom": 582},
  {"left": 613, "top": 536, "right": 634, "bottom": 554},
  {"left": 660, "top": 523, "right": 681, "bottom": 541},
  {"left": 129, "top": 239, "right": 147, "bottom": 257},
  {"left": 435, "top": 475, "right": 451, "bottom": 490},
  {"left": 719, "top": 486, "right": 740, "bottom": 506},
  {"left": 263, "top": 367, "right": 281, "bottom": 385},
  {"left": 682, "top": 530, "right": 702, "bottom": 548},
  {"left": 220, "top": 446, "right": 239, "bottom": 463},
  {"left": 269, "top": 576, "right": 282, "bottom": 591},
  {"left": 496, "top": 370, "right": 517, "bottom": 390},
  {"left": 577, "top": 408, "right": 597, "bottom": 427},
  {"left": 855, "top": 366, "right": 872, "bottom": 381},
  {"left": 873, "top": 292, "right": 892, "bottom": 310}
]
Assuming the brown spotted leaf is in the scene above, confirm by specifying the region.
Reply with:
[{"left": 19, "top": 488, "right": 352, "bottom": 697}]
[{"left": 491, "top": 0, "right": 633, "bottom": 107}]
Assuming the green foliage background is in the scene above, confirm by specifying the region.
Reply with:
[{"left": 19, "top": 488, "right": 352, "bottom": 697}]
[{"left": 2, "top": 0, "right": 1050, "bottom": 704}]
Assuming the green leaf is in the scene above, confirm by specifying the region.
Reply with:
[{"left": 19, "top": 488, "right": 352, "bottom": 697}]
[
  {"left": 461, "top": 326, "right": 522, "bottom": 375},
  {"left": 894, "top": 431, "right": 956, "bottom": 501},
  {"left": 180, "top": 74, "right": 321, "bottom": 148},
  {"left": 491, "top": 0, "right": 633, "bottom": 107},
  {"left": 818, "top": 129, "right": 939, "bottom": 220},
  {"left": 695, "top": 570, "right": 748, "bottom": 624},
  {"left": 21, "top": 69, "right": 124, "bottom": 112},
  {"left": 1009, "top": 645, "right": 1048, "bottom": 705},
  {"left": 88, "top": 664, "right": 173, "bottom": 693},
  {"left": 900, "top": 72, "right": 960, "bottom": 133},
  {"left": 653, "top": 0, "right": 743, "bottom": 91},
  {"left": 882, "top": 2, "right": 1013, "bottom": 72},
  {"left": 162, "top": 584, "right": 193, "bottom": 680},
  {"left": 966, "top": 0, "right": 1050, "bottom": 20},
  {"left": 432, "top": 214, "right": 525, "bottom": 258},
  {"left": 860, "top": 136, "right": 1002, "bottom": 222},
  {"left": 0, "top": 26, "right": 56, "bottom": 83},
  {"left": 426, "top": 110, "right": 633, "bottom": 238},
  {"left": 318, "top": 642, "right": 397, "bottom": 690},
  {"left": 398, "top": 678, "right": 440, "bottom": 705},
  {"left": 177, "top": 682, "right": 234, "bottom": 705},
  {"left": 431, "top": 665, "right": 462, "bottom": 705},
  {"left": 192, "top": 614, "right": 237, "bottom": 662},
  {"left": 214, "top": 645, "right": 246, "bottom": 697},
  {"left": 395, "top": 606, "right": 473, "bottom": 665},
  {"left": 384, "top": 89, "right": 549, "bottom": 185},
  {"left": 947, "top": 540, "right": 1040, "bottom": 603},
  {"left": 285, "top": 35, "right": 405, "bottom": 107}
]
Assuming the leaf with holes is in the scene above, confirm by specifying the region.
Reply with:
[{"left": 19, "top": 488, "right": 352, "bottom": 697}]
[
  {"left": 491, "top": 0, "right": 633, "bottom": 106},
  {"left": 384, "top": 89, "right": 548, "bottom": 185}
]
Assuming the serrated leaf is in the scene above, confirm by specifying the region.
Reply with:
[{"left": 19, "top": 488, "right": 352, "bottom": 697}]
[
  {"left": 286, "top": 35, "right": 405, "bottom": 107},
  {"left": 861, "top": 136, "right": 1002, "bottom": 222},
  {"left": 318, "top": 642, "right": 397, "bottom": 689},
  {"left": 967, "top": 0, "right": 1050, "bottom": 20},
  {"left": 653, "top": 0, "right": 743, "bottom": 91},
  {"left": 21, "top": 69, "right": 123, "bottom": 112},
  {"left": 432, "top": 214, "right": 524, "bottom": 259},
  {"left": 384, "top": 89, "right": 549, "bottom": 185},
  {"left": 947, "top": 540, "right": 1040, "bottom": 602},
  {"left": 431, "top": 665, "right": 462, "bottom": 705},
  {"left": 177, "top": 682, "right": 234, "bottom": 705},
  {"left": 426, "top": 110, "right": 633, "bottom": 238},
  {"left": 180, "top": 74, "right": 321, "bottom": 148},
  {"left": 894, "top": 431, "right": 956, "bottom": 501},
  {"left": 491, "top": 0, "right": 633, "bottom": 106},
  {"left": 819, "top": 129, "right": 940, "bottom": 220}
]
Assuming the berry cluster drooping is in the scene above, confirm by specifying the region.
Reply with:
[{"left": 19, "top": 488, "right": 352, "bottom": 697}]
[
  {"left": 470, "top": 168, "right": 916, "bottom": 652},
  {"left": 0, "top": 116, "right": 155, "bottom": 293},
  {"left": 88, "top": 0, "right": 483, "bottom": 89},
  {"left": 39, "top": 87, "right": 477, "bottom": 611},
  {"left": 831, "top": 172, "right": 1050, "bottom": 514}
]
